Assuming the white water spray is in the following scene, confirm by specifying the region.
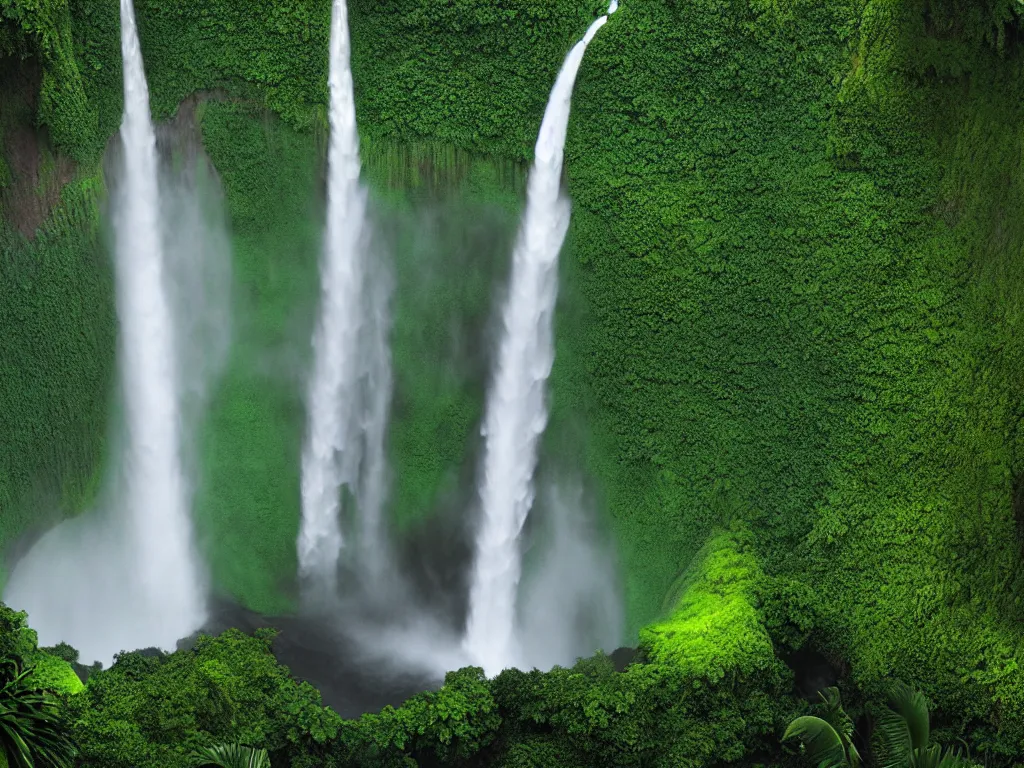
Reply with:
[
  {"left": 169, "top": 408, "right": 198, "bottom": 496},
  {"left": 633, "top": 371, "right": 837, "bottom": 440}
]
[
  {"left": 518, "top": 481, "right": 623, "bottom": 672},
  {"left": 4, "top": 0, "right": 212, "bottom": 664},
  {"left": 298, "top": 0, "right": 392, "bottom": 599},
  {"left": 462, "top": 5, "right": 616, "bottom": 676},
  {"left": 111, "top": 0, "right": 206, "bottom": 644}
]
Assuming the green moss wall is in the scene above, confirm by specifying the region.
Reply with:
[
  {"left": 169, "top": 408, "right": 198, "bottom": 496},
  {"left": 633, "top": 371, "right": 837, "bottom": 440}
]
[{"left": 5, "top": 0, "right": 1024, "bottom": 755}]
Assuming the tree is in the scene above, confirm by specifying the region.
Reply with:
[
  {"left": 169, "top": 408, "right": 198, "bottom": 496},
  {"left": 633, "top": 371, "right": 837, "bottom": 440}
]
[
  {"left": 783, "top": 687, "right": 861, "bottom": 768},
  {"left": 0, "top": 658, "right": 76, "bottom": 768},
  {"left": 192, "top": 743, "right": 270, "bottom": 768},
  {"left": 874, "top": 683, "right": 972, "bottom": 768}
]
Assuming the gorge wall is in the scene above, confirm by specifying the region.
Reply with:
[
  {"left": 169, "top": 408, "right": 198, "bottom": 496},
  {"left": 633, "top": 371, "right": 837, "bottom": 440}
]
[{"left": 3, "top": 0, "right": 1024, "bottom": 750}]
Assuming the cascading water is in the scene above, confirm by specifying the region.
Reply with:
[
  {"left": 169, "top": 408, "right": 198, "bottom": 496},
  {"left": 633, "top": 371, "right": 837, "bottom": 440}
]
[
  {"left": 462, "top": 4, "right": 617, "bottom": 677},
  {"left": 3, "top": 0, "right": 211, "bottom": 665},
  {"left": 114, "top": 0, "right": 205, "bottom": 638},
  {"left": 298, "top": 0, "right": 392, "bottom": 600}
]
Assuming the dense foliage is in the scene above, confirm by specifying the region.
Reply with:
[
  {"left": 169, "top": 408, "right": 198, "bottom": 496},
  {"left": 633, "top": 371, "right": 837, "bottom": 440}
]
[
  {"left": 0, "top": 528, "right": 797, "bottom": 767},
  {"left": 0, "top": 605, "right": 80, "bottom": 768}
]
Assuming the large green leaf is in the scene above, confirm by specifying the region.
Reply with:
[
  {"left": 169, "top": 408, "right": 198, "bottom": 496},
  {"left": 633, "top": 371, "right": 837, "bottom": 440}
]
[
  {"left": 783, "top": 716, "right": 850, "bottom": 768},
  {"left": 888, "top": 683, "right": 930, "bottom": 752},
  {"left": 817, "top": 687, "right": 860, "bottom": 764},
  {"left": 876, "top": 683, "right": 931, "bottom": 768},
  {"left": 193, "top": 743, "right": 271, "bottom": 768},
  {"left": 0, "top": 726, "right": 30, "bottom": 768}
]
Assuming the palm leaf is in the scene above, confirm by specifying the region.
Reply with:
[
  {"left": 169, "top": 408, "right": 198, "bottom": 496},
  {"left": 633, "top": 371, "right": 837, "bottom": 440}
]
[
  {"left": 816, "top": 688, "right": 861, "bottom": 767},
  {"left": 783, "top": 716, "right": 850, "bottom": 768},
  {"left": 0, "top": 659, "right": 76, "bottom": 768},
  {"left": 935, "top": 748, "right": 974, "bottom": 768},
  {"left": 910, "top": 744, "right": 944, "bottom": 768},
  {"left": 876, "top": 683, "right": 931, "bottom": 768},
  {"left": 192, "top": 743, "right": 271, "bottom": 768},
  {"left": 887, "top": 683, "right": 930, "bottom": 751}
]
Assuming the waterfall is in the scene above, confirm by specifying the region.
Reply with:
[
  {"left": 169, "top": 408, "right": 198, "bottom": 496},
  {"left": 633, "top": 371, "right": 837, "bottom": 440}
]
[
  {"left": 114, "top": 0, "right": 205, "bottom": 638},
  {"left": 4, "top": 0, "right": 212, "bottom": 665},
  {"left": 298, "top": 0, "right": 392, "bottom": 601},
  {"left": 462, "top": 4, "right": 616, "bottom": 676}
]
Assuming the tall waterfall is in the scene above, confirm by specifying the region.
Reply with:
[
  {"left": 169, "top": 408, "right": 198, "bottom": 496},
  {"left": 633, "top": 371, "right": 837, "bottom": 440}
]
[
  {"left": 298, "top": 0, "right": 392, "bottom": 600},
  {"left": 4, "top": 0, "right": 212, "bottom": 665},
  {"left": 462, "top": 5, "right": 616, "bottom": 676},
  {"left": 114, "top": 0, "right": 205, "bottom": 638}
]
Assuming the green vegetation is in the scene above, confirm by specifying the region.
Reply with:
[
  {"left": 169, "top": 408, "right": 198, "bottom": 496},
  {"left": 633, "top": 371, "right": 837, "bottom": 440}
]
[
  {"left": 0, "top": 658, "right": 76, "bottom": 768},
  {"left": 0, "top": 606, "right": 78, "bottom": 768},
  {"left": 191, "top": 743, "right": 270, "bottom": 768},
  {"left": 0, "top": 568, "right": 792, "bottom": 767},
  {"left": 784, "top": 688, "right": 862, "bottom": 768},
  {"left": 0, "top": 171, "right": 115, "bottom": 596},
  {"left": 873, "top": 683, "right": 973, "bottom": 768},
  {"left": 68, "top": 628, "right": 342, "bottom": 768},
  {"left": 639, "top": 524, "right": 777, "bottom": 679}
]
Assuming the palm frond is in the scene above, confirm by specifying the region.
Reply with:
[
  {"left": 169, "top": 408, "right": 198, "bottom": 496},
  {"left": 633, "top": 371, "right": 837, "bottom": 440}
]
[
  {"left": 934, "top": 747, "right": 975, "bottom": 768},
  {"left": 192, "top": 743, "right": 271, "bottom": 768},
  {"left": 910, "top": 744, "right": 944, "bottom": 768},
  {"left": 0, "top": 726, "right": 31, "bottom": 768},
  {"left": 887, "top": 682, "right": 930, "bottom": 751},
  {"left": 783, "top": 716, "right": 850, "bottom": 768},
  {"left": 816, "top": 687, "right": 860, "bottom": 767},
  {"left": 875, "top": 704, "right": 913, "bottom": 768},
  {"left": 0, "top": 661, "right": 76, "bottom": 768}
]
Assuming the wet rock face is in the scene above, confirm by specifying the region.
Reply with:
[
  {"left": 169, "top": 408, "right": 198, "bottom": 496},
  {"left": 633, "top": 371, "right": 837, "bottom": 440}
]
[
  {"left": 609, "top": 646, "right": 641, "bottom": 672},
  {"left": 0, "top": 58, "right": 77, "bottom": 239}
]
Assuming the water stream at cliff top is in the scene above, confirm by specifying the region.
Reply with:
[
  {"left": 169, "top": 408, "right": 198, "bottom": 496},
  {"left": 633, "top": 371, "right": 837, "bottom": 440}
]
[{"left": 462, "top": 4, "right": 617, "bottom": 677}]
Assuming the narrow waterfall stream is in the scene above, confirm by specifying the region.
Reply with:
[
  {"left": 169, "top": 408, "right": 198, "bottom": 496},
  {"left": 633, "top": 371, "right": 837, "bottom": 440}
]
[
  {"left": 112, "top": 0, "right": 205, "bottom": 643},
  {"left": 462, "top": 4, "right": 617, "bottom": 676},
  {"left": 298, "top": 0, "right": 393, "bottom": 601},
  {"left": 3, "top": 0, "right": 212, "bottom": 665}
]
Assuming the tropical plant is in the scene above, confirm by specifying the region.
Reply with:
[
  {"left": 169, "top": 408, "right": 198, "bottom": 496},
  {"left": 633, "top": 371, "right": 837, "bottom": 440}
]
[
  {"left": 0, "top": 658, "right": 76, "bottom": 768},
  {"left": 874, "top": 682, "right": 972, "bottom": 768},
  {"left": 783, "top": 687, "right": 862, "bottom": 768},
  {"left": 192, "top": 743, "right": 271, "bottom": 768}
]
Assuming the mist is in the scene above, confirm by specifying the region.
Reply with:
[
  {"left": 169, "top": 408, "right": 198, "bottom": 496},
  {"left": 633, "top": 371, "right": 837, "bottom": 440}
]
[{"left": 2, "top": 104, "right": 233, "bottom": 668}]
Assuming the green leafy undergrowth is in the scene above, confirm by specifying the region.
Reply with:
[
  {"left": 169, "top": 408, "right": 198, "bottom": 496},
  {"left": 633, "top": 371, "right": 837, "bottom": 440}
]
[
  {"left": 27, "top": 652, "right": 83, "bottom": 696},
  {"left": 0, "top": 603, "right": 84, "bottom": 695},
  {"left": 2, "top": 599, "right": 794, "bottom": 768},
  {"left": 69, "top": 628, "right": 341, "bottom": 768},
  {"left": 640, "top": 525, "right": 778, "bottom": 682}
]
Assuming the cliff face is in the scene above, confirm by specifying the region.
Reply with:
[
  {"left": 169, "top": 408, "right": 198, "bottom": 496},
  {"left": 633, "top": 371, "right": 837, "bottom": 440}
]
[{"left": 4, "top": 0, "right": 1024, "bottom": 750}]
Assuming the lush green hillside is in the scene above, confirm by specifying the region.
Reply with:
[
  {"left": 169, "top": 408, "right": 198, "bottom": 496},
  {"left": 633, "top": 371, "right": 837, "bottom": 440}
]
[{"left": 4, "top": 0, "right": 1024, "bottom": 757}]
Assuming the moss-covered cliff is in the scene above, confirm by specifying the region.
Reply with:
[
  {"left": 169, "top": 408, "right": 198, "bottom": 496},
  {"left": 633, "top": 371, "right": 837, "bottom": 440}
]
[{"left": 4, "top": 0, "right": 1024, "bottom": 757}]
